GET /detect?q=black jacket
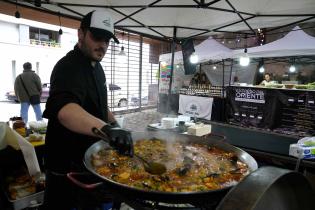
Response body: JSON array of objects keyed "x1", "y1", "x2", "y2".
[{"x1": 43, "y1": 45, "x2": 108, "y2": 172}]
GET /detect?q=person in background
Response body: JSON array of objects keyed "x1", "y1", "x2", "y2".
[
  {"x1": 200, "y1": 72, "x2": 210, "y2": 85},
  {"x1": 42, "y1": 10, "x2": 133, "y2": 210},
  {"x1": 190, "y1": 72, "x2": 200, "y2": 85},
  {"x1": 14, "y1": 62, "x2": 43, "y2": 124},
  {"x1": 260, "y1": 73, "x2": 273, "y2": 86}
]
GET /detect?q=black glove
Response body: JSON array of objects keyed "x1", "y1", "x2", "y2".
[{"x1": 101, "y1": 124, "x2": 133, "y2": 157}]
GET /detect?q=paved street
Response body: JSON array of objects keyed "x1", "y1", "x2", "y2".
[
  {"x1": 0, "y1": 101, "x2": 47, "y2": 123},
  {"x1": 0, "y1": 101, "x2": 171, "y2": 131}
]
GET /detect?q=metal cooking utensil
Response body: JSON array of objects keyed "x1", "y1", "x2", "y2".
[
  {"x1": 133, "y1": 153, "x2": 167, "y2": 175},
  {"x1": 91, "y1": 127, "x2": 167, "y2": 175}
]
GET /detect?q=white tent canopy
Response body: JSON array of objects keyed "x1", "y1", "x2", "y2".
[
  {"x1": 159, "y1": 37, "x2": 232, "y2": 63},
  {"x1": 159, "y1": 49, "x2": 183, "y2": 64},
  {"x1": 6, "y1": 0, "x2": 315, "y2": 39},
  {"x1": 233, "y1": 26, "x2": 315, "y2": 58}
]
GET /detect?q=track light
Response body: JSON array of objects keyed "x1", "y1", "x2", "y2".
[{"x1": 35, "y1": 0, "x2": 41, "y2": 7}]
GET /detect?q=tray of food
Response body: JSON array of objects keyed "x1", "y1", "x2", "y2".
[
  {"x1": 28, "y1": 121, "x2": 47, "y2": 134},
  {"x1": 3, "y1": 169, "x2": 45, "y2": 210}
]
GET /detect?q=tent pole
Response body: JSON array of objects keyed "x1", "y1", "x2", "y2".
[
  {"x1": 222, "y1": 59, "x2": 226, "y2": 122},
  {"x1": 222, "y1": 59, "x2": 225, "y2": 93},
  {"x1": 167, "y1": 26, "x2": 177, "y2": 114},
  {"x1": 229, "y1": 59, "x2": 234, "y2": 86}
]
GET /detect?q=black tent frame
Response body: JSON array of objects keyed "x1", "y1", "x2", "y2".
[{"x1": 4, "y1": 0, "x2": 315, "y2": 113}]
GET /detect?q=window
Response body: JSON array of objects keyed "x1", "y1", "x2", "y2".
[
  {"x1": 29, "y1": 27, "x2": 60, "y2": 47},
  {"x1": 101, "y1": 33, "x2": 162, "y2": 111}
]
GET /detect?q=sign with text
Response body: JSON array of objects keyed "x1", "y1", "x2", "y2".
[
  {"x1": 227, "y1": 87, "x2": 270, "y2": 128},
  {"x1": 227, "y1": 86, "x2": 315, "y2": 136},
  {"x1": 235, "y1": 88, "x2": 265, "y2": 103}
]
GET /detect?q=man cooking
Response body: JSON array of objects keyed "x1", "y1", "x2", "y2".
[{"x1": 43, "y1": 10, "x2": 133, "y2": 210}]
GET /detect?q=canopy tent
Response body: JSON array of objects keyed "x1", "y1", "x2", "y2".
[
  {"x1": 159, "y1": 49, "x2": 183, "y2": 64},
  {"x1": 159, "y1": 37, "x2": 232, "y2": 63},
  {"x1": 2, "y1": 0, "x2": 315, "y2": 40},
  {"x1": 233, "y1": 26, "x2": 315, "y2": 58}
]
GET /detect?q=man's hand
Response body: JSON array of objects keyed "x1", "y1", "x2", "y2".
[
  {"x1": 110, "y1": 121, "x2": 120, "y2": 128},
  {"x1": 101, "y1": 124, "x2": 133, "y2": 156}
]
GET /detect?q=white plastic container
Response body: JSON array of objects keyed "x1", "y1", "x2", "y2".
[{"x1": 161, "y1": 118, "x2": 176, "y2": 129}]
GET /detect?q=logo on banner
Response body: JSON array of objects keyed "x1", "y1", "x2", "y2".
[
  {"x1": 235, "y1": 88, "x2": 265, "y2": 103},
  {"x1": 185, "y1": 101, "x2": 200, "y2": 116}
]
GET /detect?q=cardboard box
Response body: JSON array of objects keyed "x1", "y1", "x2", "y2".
[{"x1": 187, "y1": 124, "x2": 211, "y2": 136}]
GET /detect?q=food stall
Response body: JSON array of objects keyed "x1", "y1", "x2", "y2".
[
  {"x1": 157, "y1": 28, "x2": 315, "y2": 194},
  {"x1": 158, "y1": 37, "x2": 232, "y2": 121},
  {"x1": 228, "y1": 27, "x2": 315, "y2": 137},
  {"x1": 226, "y1": 85, "x2": 315, "y2": 137}
]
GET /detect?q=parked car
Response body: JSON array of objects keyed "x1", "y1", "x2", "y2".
[
  {"x1": 129, "y1": 95, "x2": 149, "y2": 106},
  {"x1": 5, "y1": 83, "x2": 50, "y2": 103},
  {"x1": 108, "y1": 84, "x2": 128, "y2": 108},
  {"x1": 108, "y1": 84, "x2": 148, "y2": 108}
]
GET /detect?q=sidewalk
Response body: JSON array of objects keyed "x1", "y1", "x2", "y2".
[
  {"x1": 121, "y1": 109, "x2": 175, "y2": 132},
  {"x1": 0, "y1": 101, "x2": 46, "y2": 123},
  {"x1": 0, "y1": 102, "x2": 176, "y2": 131}
]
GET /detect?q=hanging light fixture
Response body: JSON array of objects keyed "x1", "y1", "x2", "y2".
[
  {"x1": 58, "y1": 12, "x2": 63, "y2": 35},
  {"x1": 240, "y1": 49, "x2": 250, "y2": 66},
  {"x1": 240, "y1": 35, "x2": 250, "y2": 66},
  {"x1": 189, "y1": 52, "x2": 199, "y2": 64},
  {"x1": 289, "y1": 58, "x2": 296, "y2": 73},
  {"x1": 259, "y1": 66, "x2": 265, "y2": 73},
  {"x1": 212, "y1": 65, "x2": 217, "y2": 70},
  {"x1": 240, "y1": 56, "x2": 250, "y2": 66},
  {"x1": 289, "y1": 65, "x2": 296, "y2": 73},
  {"x1": 118, "y1": 46, "x2": 126, "y2": 57},
  {"x1": 34, "y1": 0, "x2": 41, "y2": 7},
  {"x1": 117, "y1": 32, "x2": 127, "y2": 63},
  {"x1": 259, "y1": 58, "x2": 265, "y2": 73},
  {"x1": 15, "y1": 0, "x2": 20, "y2": 18},
  {"x1": 240, "y1": 36, "x2": 250, "y2": 67},
  {"x1": 118, "y1": 32, "x2": 127, "y2": 57}
]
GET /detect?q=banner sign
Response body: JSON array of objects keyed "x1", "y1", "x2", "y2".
[
  {"x1": 235, "y1": 88, "x2": 265, "y2": 103},
  {"x1": 159, "y1": 64, "x2": 171, "y2": 94},
  {"x1": 178, "y1": 95, "x2": 213, "y2": 120},
  {"x1": 226, "y1": 86, "x2": 315, "y2": 136},
  {"x1": 227, "y1": 86, "x2": 271, "y2": 128}
]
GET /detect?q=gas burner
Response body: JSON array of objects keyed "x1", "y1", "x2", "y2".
[{"x1": 120, "y1": 198, "x2": 217, "y2": 210}]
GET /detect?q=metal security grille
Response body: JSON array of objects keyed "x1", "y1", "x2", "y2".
[{"x1": 101, "y1": 33, "x2": 159, "y2": 112}]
